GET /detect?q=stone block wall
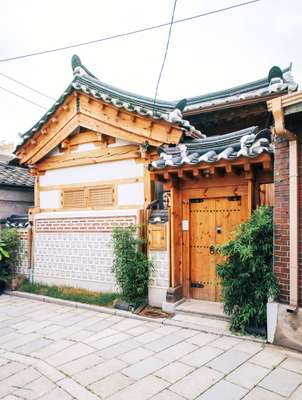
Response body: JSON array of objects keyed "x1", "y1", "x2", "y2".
[
  {"x1": 149, "y1": 250, "x2": 169, "y2": 289},
  {"x1": 274, "y1": 136, "x2": 302, "y2": 306},
  {"x1": 17, "y1": 228, "x2": 30, "y2": 276},
  {"x1": 33, "y1": 213, "x2": 137, "y2": 292},
  {"x1": 148, "y1": 224, "x2": 169, "y2": 307}
]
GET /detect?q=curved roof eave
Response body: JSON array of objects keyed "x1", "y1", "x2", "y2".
[{"x1": 15, "y1": 57, "x2": 296, "y2": 154}]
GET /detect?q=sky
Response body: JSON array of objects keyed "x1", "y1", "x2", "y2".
[{"x1": 0, "y1": 0, "x2": 301, "y2": 146}]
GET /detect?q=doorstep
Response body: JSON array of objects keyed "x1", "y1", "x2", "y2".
[{"x1": 175, "y1": 299, "x2": 230, "y2": 322}]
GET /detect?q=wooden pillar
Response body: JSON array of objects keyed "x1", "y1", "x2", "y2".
[
  {"x1": 246, "y1": 172, "x2": 254, "y2": 217},
  {"x1": 170, "y1": 180, "x2": 182, "y2": 288}
]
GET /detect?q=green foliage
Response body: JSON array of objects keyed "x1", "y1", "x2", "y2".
[
  {"x1": 112, "y1": 225, "x2": 152, "y2": 304},
  {"x1": 0, "y1": 228, "x2": 20, "y2": 293},
  {"x1": 19, "y1": 281, "x2": 119, "y2": 306},
  {"x1": 216, "y1": 206, "x2": 279, "y2": 334}
]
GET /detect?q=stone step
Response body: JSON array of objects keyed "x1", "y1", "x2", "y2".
[
  {"x1": 175, "y1": 300, "x2": 230, "y2": 322},
  {"x1": 171, "y1": 313, "x2": 230, "y2": 336}
]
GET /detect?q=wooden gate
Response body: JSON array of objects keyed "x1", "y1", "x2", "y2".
[{"x1": 189, "y1": 196, "x2": 247, "y2": 301}]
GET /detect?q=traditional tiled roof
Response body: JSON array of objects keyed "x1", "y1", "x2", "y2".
[
  {"x1": 0, "y1": 214, "x2": 30, "y2": 228},
  {"x1": 0, "y1": 162, "x2": 34, "y2": 188},
  {"x1": 150, "y1": 127, "x2": 273, "y2": 170},
  {"x1": 16, "y1": 56, "x2": 203, "y2": 153},
  {"x1": 16, "y1": 57, "x2": 297, "y2": 154},
  {"x1": 184, "y1": 65, "x2": 297, "y2": 113}
]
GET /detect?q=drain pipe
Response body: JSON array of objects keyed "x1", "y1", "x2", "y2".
[
  {"x1": 288, "y1": 139, "x2": 299, "y2": 312},
  {"x1": 271, "y1": 97, "x2": 299, "y2": 312}
]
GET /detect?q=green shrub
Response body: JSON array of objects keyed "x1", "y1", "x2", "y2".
[
  {"x1": 216, "y1": 206, "x2": 279, "y2": 334},
  {"x1": 112, "y1": 225, "x2": 152, "y2": 304},
  {"x1": 0, "y1": 228, "x2": 20, "y2": 293}
]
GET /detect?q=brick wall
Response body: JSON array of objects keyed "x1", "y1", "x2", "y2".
[
  {"x1": 274, "y1": 136, "x2": 302, "y2": 306},
  {"x1": 33, "y1": 215, "x2": 136, "y2": 292},
  {"x1": 35, "y1": 216, "x2": 136, "y2": 233}
]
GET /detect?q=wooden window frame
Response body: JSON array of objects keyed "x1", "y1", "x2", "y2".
[{"x1": 61, "y1": 184, "x2": 116, "y2": 209}]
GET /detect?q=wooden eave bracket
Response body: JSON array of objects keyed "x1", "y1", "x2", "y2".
[{"x1": 270, "y1": 97, "x2": 296, "y2": 141}]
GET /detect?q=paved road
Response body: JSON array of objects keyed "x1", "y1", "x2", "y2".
[{"x1": 0, "y1": 295, "x2": 302, "y2": 399}]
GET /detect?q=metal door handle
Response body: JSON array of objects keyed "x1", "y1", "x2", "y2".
[{"x1": 209, "y1": 245, "x2": 215, "y2": 255}]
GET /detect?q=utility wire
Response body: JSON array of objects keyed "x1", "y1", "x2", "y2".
[
  {"x1": 0, "y1": 85, "x2": 48, "y2": 110},
  {"x1": 0, "y1": 72, "x2": 55, "y2": 100},
  {"x1": 0, "y1": 0, "x2": 261, "y2": 63},
  {"x1": 153, "y1": 0, "x2": 178, "y2": 110}
]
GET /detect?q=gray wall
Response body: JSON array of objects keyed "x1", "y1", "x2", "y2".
[{"x1": 0, "y1": 188, "x2": 33, "y2": 219}]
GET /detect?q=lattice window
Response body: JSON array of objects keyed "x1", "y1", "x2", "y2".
[
  {"x1": 62, "y1": 185, "x2": 115, "y2": 209},
  {"x1": 88, "y1": 186, "x2": 114, "y2": 207},
  {"x1": 62, "y1": 189, "x2": 86, "y2": 208}
]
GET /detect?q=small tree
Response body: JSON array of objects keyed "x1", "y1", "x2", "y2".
[
  {"x1": 216, "y1": 206, "x2": 279, "y2": 334},
  {"x1": 0, "y1": 228, "x2": 20, "y2": 293},
  {"x1": 112, "y1": 225, "x2": 152, "y2": 304}
]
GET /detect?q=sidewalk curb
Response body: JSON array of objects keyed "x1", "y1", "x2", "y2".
[{"x1": 5, "y1": 290, "x2": 266, "y2": 343}]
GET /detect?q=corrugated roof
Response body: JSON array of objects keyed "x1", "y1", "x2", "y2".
[{"x1": 0, "y1": 162, "x2": 34, "y2": 188}]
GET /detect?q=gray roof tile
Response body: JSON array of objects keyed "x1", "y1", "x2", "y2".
[
  {"x1": 15, "y1": 57, "x2": 296, "y2": 155},
  {"x1": 0, "y1": 162, "x2": 34, "y2": 188},
  {"x1": 150, "y1": 127, "x2": 273, "y2": 170}
]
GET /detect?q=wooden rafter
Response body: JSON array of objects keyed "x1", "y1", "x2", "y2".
[
  {"x1": 150, "y1": 153, "x2": 273, "y2": 182},
  {"x1": 16, "y1": 91, "x2": 184, "y2": 166}
]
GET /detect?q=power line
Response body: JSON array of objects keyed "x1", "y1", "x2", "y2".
[
  {"x1": 0, "y1": 85, "x2": 48, "y2": 110},
  {"x1": 0, "y1": 72, "x2": 55, "y2": 100},
  {"x1": 153, "y1": 0, "x2": 178, "y2": 110},
  {"x1": 0, "y1": 0, "x2": 261, "y2": 63}
]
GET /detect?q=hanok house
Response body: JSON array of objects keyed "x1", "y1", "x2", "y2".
[
  {"x1": 14, "y1": 56, "x2": 297, "y2": 310},
  {"x1": 0, "y1": 162, "x2": 34, "y2": 220}
]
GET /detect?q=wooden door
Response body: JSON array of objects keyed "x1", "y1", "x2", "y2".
[{"x1": 189, "y1": 196, "x2": 247, "y2": 301}]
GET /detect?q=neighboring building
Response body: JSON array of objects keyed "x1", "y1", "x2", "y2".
[
  {"x1": 14, "y1": 56, "x2": 297, "y2": 310},
  {"x1": 266, "y1": 92, "x2": 302, "y2": 352},
  {"x1": 0, "y1": 142, "x2": 14, "y2": 162},
  {"x1": 0, "y1": 162, "x2": 34, "y2": 220}
]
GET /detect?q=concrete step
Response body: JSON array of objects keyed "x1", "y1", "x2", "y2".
[{"x1": 175, "y1": 299, "x2": 230, "y2": 322}]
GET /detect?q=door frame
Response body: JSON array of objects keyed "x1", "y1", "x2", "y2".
[{"x1": 181, "y1": 185, "x2": 249, "y2": 299}]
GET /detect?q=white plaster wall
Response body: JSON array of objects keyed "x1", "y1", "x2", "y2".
[
  {"x1": 71, "y1": 143, "x2": 95, "y2": 152},
  {"x1": 40, "y1": 190, "x2": 61, "y2": 209},
  {"x1": 117, "y1": 182, "x2": 144, "y2": 206},
  {"x1": 39, "y1": 159, "x2": 144, "y2": 186},
  {"x1": 108, "y1": 139, "x2": 132, "y2": 147}
]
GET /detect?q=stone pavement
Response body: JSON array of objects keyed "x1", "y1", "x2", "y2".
[{"x1": 0, "y1": 295, "x2": 302, "y2": 399}]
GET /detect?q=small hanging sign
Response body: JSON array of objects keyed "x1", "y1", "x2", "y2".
[{"x1": 182, "y1": 220, "x2": 189, "y2": 231}]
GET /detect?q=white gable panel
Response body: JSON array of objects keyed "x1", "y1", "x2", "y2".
[
  {"x1": 108, "y1": 138, "x2": 133, "y2": 147},
  {"x1": 40, "y1": 160, "x2": 144, "y2": 186},
  {"x1": 40, "y1": 190, "x2": 61, "y2": 209},
  {"x1": 118, "y1": 182, "x2": 144, "y2": 206}
]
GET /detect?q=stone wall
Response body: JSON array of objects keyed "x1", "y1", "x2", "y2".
[
  {"x1": 149, "y1": 250, "x2": 169, "y2": 289},
  {"x1": 17, "y1": 228, "x2": 30, "y2": 276},
  {"x1": 148, "y1": 225, "x2": 170, "y2": 307},
  {"x1": 32, "y1": 211, "x2": 137, "y2": 293}
]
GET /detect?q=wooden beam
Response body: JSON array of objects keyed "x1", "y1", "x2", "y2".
[
  {"x1": 29, "y1": 115, "x2": 80, "y2": 164},
  {"x1": 37, "y1": 144, "x2": 141, "y2": 171},
  {"x1": 78, "y1": 112, "x2": 164, "y2": 147},
  {"x1": 18, "y1": 96, "x2": 77, "y2": 164},
  {"x1": 79, "y1": 93, "x2": 182, "y2": 145}
]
